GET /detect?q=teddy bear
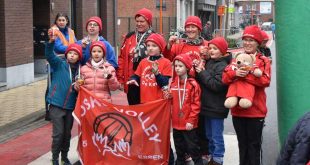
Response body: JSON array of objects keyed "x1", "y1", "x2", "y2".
[{"x1": 224, "y1": 53, "x2": 262, "y2": 109}]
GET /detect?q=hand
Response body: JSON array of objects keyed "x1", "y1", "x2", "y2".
[
  {"x1": 103, "y1": 70, "x2": 112, "y2": 79},
  {"x1": 81, "y1": 37, "x2": 90, "y2": 48},
  {"x1": 199, "y1": 46, "x2": 209, "y2": 59},
  {"x1": 168, "y1": 35, "x2": 178, "y2": 45},
  {"x1": 47, "y1": 28, "x2": 57, "y2": 42},
  {"x1": 236, "y1": 67, "x2": 249, "y2": 77},
  {"x1": 194, "y1": 61, "x2": 205, "y2": 73},
  {"x1": 186, "y1": 123, "x2": 194, "y2": 130},
  {"x1": 74, "y1": 83, "x2": 80, "y2": 91},
  {"x1": 126, "y1": 80, "x2": 139, "y2": 86}
]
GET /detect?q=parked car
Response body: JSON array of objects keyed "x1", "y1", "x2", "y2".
[{"x1": 261, "y1": 22, "x2": 272, "y2": 31}]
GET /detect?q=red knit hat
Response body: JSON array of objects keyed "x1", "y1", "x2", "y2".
[
  {"x1": 65, "y1": 43, "x2": 83, "y2": 61},
  {"x1": 145, "y1": 33, "x2": 166, "y2": 52},
  {"x1": 174, "y1": 54, "x2": 193, "y2": 70},
  {"x1": 185, "y1": 16, "x2": 202, "y2": 31},
  {"x1": 86, "y1": 16, "x2": 102, "y2": 32},
  {"x1": 90, "y1": 41, "x2": 106, "y2": 55},
  {"x1": 135, "y1": 8, "x2": 153, "y2": 26},
  {"x1": 242, "y1": 25, "x2": 263, "y2": 44},
  {"x1": 261, "y1": 30, "x2": 269, "y2": 41},
  {"x1": 209, "y1": 37, "x2": 228, "y2": 54}
]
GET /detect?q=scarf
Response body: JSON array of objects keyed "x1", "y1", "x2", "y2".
[
  {"x1": 185, "y1": 36, "x2": 204, "y2": 46},
  {"x1": 91, "y1": 59, "x2": 104, "y2": 69}
]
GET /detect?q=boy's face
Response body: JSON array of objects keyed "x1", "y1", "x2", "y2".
[
  {"x1": 66, "y1": 50, "x2": 79, "y2": 64},
  {"x1": 185, "y1": 25, "x2": 200, "y2": 39},
  {"x1": 56, "y1": 16, "x2": 68, "y2": 29},
  {"x1": 91, "y1": 46, "x2": 104, "y2": 62},
  {"x1": 208, "y1": 44, "x2": 223, "y2": 59},
  {"x1": 174, "y1": 60, "x2": 187, "y2": 77},
  {"x1": 146, "y1": 41, "x2": 160, "y2": 56},
  {"x1": 87, "y1": 21, "x2": 100, "y2": 35}
]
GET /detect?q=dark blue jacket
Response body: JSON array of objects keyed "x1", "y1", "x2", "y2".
[
  {"x1": 45, "y1": 42, "x2": 78, "y2": 110},
  {"x1": 196, "y1": 54, "x2": 232, "y2": 118},
  {"x1": 77, "y1": 36, "x2": 118, "y2": 68},
  {"x1": 277, "y1": 112, "x2": 310, "y2": 165}
]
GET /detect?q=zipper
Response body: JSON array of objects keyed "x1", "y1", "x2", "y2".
[
  {"x1": 50, "y1": 85, "x2": 57, "y2": 97},
  {"x1": 62, "y1": 84, "x2": 72, "y2": 109}
]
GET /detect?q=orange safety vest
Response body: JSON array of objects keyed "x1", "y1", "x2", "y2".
[{"x1": 54, "y1": 27, "x2": 75, "y2": 46}]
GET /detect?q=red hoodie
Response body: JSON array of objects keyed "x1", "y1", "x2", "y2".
[
  {"x1": 170, "y1": 77, "x2": 201, "y2": 130},
  {"x1": 222, "y1": 52, "x2": 271, "y2": 118}
]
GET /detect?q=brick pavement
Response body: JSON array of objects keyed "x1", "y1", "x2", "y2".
[{"x1": 0, "y1": 80, "x2": 46, "y2": 127}]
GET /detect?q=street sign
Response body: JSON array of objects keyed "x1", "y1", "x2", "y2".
[{"x1": 218, "y1": 5, "x2": 225, "y2": 16}]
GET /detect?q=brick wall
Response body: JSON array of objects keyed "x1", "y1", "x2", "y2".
[
  {"x1": 0, "y1": 0, "x2": 6, "y2": 67},
  {"x1": 4, "y1": 0, "x2": 33, "y2": 67},
  {"x1": 51, "y1": 0, "x2": 71, "y2": 25}
]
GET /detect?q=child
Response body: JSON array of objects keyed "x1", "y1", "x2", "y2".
[
  {"x1": 74, "y1": 41, "x2": 120, "y2": 102},
  {"x1": 195, "y1": 37, "x2": 232, "y2": 165},
  {"x1": 259, "y1": 30, "x2": 272, "y2": 62},
  {"x1": 170, "y1": 53, "x2": 203, "y2": 165},
  {"x1": 126, "y1": 33, "x2": 172, "y2": 104},
  {"x1": 45, "y1": 33, "x2": 82, "y2": 165}
]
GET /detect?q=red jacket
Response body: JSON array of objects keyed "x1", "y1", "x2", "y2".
[
  {"x1": 81, "y1": 61, "x2": 120, "y2": 102},
  {"x1": 163, "y1": 40, "x2": 209, "y2": 62},
  {"x1": 222, "y1": 52, "x2": 271, "y2": 117},
  {"x1": 116, "y1": 33, "x2": 137, "y2": 93},
  {"x1": 170, "y1": 77, "x2": 201, "y2": 130}
]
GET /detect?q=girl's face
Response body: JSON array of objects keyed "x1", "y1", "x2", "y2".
[
  {"x1": 87, "y1": 21, "x2": 100, "y2": 35},
  {"x1": 243, "y1": 37, "x2": 259, "y2": 54},
  {"x1": 146, "y1": 41, "x2": 161, "y2": 56},
  {"x1": 56, "y1": 16, "x2": 68, "y2": 29},
  {"x1": 174, "y1": 60, "x2": 187, "y2": 77},
  {"x1": 185, "y1": 25, "x2": 200, "y2": 39},
  {"x1": 66, "y1": 51, "x2": 79, "y2": 64},
  {"x1": 208, "y1": 44, "x2": 223, "y2": 59},
  {"x1": 91, "y1": 46, "x2": 104, "y2": 62},
  {"x1": 135, "y1": 16, "x2": 150, "y2": 33}
]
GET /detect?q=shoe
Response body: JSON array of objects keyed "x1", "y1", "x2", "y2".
[
  {"x1": 61, "y1": 157, "x2": 72, "y2": 165},
  {"x1": 51, "y1": 159, "x2": 59, "y2": 165},
  {"x1": 184, "y1": 153, "x2": 192, "y2": 162}
]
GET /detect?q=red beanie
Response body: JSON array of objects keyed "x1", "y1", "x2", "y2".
[
  {"x1": 242, "y1": 25, "x2": 263, "y2": 44},
  {"x1": 135, "y1": 8, "x2": 153, "y2": 26},
  {"x1": 145, "y1": 33, "x2": 166, "y2": 52},
  {"x1": 90, "y1": 41, "x2": 106, "y2": 55},
  {"x1": 86, "y1": 16, "x2": 102, "y2": 32},
  {"x1": 185, "y1": 16, "x2": 202, "y2": 31},
  {"x1": 209, "y1": 37, "x2": 228, "y2": 54},
  {"x1": 261, "y1": 30, "x2": 269, "y2": 41},
  {"x1": 65, "y1": 43, "x2": 83, "y2": 61},
  {"x1": 174, "y1": 54, "x2": 193, "y2": 70}
]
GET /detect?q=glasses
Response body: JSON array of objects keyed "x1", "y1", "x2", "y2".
[{"x1": 88, "y1": 23, "x2": 99, "y2": 27}]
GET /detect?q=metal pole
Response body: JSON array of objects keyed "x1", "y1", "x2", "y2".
[{"x1": 160, "y1": 0, "x2": 163, "y2": 34}]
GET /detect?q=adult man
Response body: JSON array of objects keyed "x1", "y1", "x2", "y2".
[{"x1": 202, "y1": 21, "x2": 213, "y2": 41}]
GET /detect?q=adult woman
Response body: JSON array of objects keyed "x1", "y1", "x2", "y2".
[
  {"x1": 222, "y1": 25, "x2": 271, "y2": 165},
  {"x1": 117, "y1": 8, "x2": 155, "y2": 105},
  {"x1": 50, "y1": 13, "x2": 76, "y2": 55},
  {"x1": 164, "y1": 16, "x2": 209, "y2": 63}
]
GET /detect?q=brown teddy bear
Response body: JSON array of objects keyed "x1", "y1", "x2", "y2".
[{"x1": 224, "y1": 53, "x2": 262, "y2": 109}]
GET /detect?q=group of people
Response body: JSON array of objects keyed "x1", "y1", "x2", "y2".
[{"x1": 45, "y1": 8, "x2": 274, "y2": 165}]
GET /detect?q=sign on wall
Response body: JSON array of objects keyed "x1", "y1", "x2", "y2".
[{"x1": 260, "y1": 2, "x2": 272, "y2": 14}]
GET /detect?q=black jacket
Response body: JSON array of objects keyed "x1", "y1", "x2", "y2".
[
  {"x1": 196, "y1": 54, "x2": 232, "y2": 118},
  {"x1": 277, "y1": 112, "x2": 310, "y2": 165}
]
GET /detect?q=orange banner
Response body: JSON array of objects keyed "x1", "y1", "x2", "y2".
[{"x1": 73, "y1": 87, "x2": 171, "y2": 165}]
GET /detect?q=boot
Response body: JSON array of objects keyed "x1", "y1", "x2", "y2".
[
  {"x1": 51, "y1": 159, "x2": 59, "y2": 165},
  {"x1": 61, "y1": 152, "x2": 72, "y2": 165}
]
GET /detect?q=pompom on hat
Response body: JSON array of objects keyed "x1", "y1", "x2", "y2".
[
  {"x1": 90, "y1": 41, "x2": 107, "y2": 55},
  {"x1": 242, "y1": 25, "x2": 263, "y2": 44},
  {"x1": 65, "y1": 43, "x2": 83, "y2": 61},
  {"x1": 145, "y1": 33, "x2": 166, "y2": 52},
  {"x1": 185, "y1": 16, "x2": 202, "y2": 31},
  {"x1": 209, "y1": 37, "x2": 228, "y2": 54},
  {"x1": 135, "y1": 8, "x2": 153, "y2": 26},
  {"x1": 86, "y1": 16, "x2": 102, "y2": 32}
]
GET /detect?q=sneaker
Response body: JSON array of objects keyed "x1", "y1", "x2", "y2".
[
  {"x1": 51, "y1": 159, "x2": 59, "y2": 165},
  {"x1": 184, "y1": 153, "x2": 192, "y2": 162},
  {"x1": 61, "y1": 157, "x2": 72, "y2": 165}
]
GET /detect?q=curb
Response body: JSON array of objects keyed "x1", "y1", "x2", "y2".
[{"x1": 0, "y1": 109, "x2": 47, "y2": 143}]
